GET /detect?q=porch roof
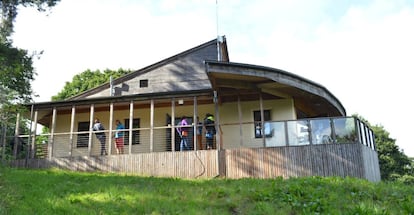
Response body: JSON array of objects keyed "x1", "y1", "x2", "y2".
[
  {"x1": 205, "y1": 60, "x2": 346, "y2": 117},
  {"x1": 25, "y1": 89, "x2": 213, "y2": 127}
]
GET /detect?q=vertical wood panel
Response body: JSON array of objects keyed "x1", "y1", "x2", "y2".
[
  {"x1": 50, "y1": 108, "x2": 57, "y2": 159},
  {"x1": 11, "y1": 144, "x2": 380, "y2": 181},
  {"x1": 69, "y1": 106, "x2": 76, "y2": 157},
  {"x1": 88, "y1": 105, "x2": 94, "y2": 156}
]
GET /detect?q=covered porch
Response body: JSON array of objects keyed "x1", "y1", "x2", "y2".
[
  {"x1": 4, "y1": 58, "x2": 380, "y2": 181},
  {"x1": 7, "y1": 91, "x2": 380, "y2": 181}
]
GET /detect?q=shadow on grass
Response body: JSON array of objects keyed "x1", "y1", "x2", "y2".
[{"x1": 1, "y1": 168, "x2": 414, "y2": 214}]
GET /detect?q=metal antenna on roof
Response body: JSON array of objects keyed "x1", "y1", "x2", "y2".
[{"x1": 216, "y1": 0, "x2": 221, "y2": 61}]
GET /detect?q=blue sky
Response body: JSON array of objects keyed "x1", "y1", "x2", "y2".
[{"x1": 12, "y1": 0, "x2": 414, "y2": 156}]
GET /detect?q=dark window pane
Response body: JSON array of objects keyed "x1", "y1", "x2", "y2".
[
  {"x1": 253, "y1": 110, "x2": 271, "y2": 138},
  {"x1": 77, "y1": 121, "x2": 90, "y2": 148},
  {"x1": 124, "y1": 118, "x2": 140, "y2": 145},
  {"x1": 140, "y1": 79, "x2": 148, "y2": 88}
]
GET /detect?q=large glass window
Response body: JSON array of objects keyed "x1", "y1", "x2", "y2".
[
  {"x1": 124, "y1": 118, "x2": 140, "y2": 145},
  {"x1": 265, "y1": 121, "x2": 286, "y2": 147},
  {"x1": 310, "y1": 119, "x2": 332, "y2": 144},
  {"x1": 253, "y1": 110, "x2": 272, "y2": 138},
  {"x1": 333, "y1": 117, "x2": 357, "y2": 143},
  {"x1": 287, "y1": 120, "x2": 309, "y2": 145},
  {"x1": 77, "y1": 121, "x2": 89, "y2": 147}
]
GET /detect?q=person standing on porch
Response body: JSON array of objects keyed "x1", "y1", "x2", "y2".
[
  {"x1": 114, "y1": 120, "x2": 125, "y2": 154},
  {"x1": 196, "y1": 116, "x2": 203, "y2": 150},
  {"x1": 204, "y1": 113, "x2": 216, "y2": 149},
  {"x1": 176, "y1": 116, "x2": 189, "y2": 151},
  {"x1": 93, "y1": 118, "x2": 107, "y2": 155}
]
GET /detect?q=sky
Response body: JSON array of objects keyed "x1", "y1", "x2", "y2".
[{"x1": 11, "y1": 0, "x2": 414, "y2": 157}]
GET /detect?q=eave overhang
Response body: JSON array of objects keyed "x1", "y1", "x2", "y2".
[
  {"x1": 25, "y1": 89, "x2": 213, "y2": 127},
  {"x1": 205, "y1": 60, "x2": 346, "y2": 117}
]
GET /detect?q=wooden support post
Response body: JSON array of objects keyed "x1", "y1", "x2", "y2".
[
  {"x1": 237, "y1": 95, "x2": 243, "y2": 147},
  {"x1": 284, "y1": 121, "x2": 289, "y2": 146},
  {"x1": 69, "y1": 105, "x2": 76, "y2": 157},
  {"x1": 49, "y1": 107, "x2": 57, "y2": 159},
  {"x1": 26, "y1": 105, "x2": 34, "y2": 165},
  {"x1": 88, "y1": 104, "x2": 94, "y2": 156},
  {"x1": 214, "y1": 91, "x2": 221, "y2": 151},
  {"x1": 129, "y1": 101, "x2": 133, "y2": 154},
  {"x1": 171, "y1": 98, "x2": 175, "y2": 152},
  {"x1": 108, "y1": 102, "x2": 114, "y2": 155},
  {"x1": 259, "y1": 93, "x2": 266, "y2": 147},
  {"x1": 30, "y1": 110, "x2": 38, "y2": 158},
  {"x1": 193, "y1": 96, "x2": 197, "y2": 150},
  {"x1": 150, "y1": 99, "x2": 154, "y2": 152}
]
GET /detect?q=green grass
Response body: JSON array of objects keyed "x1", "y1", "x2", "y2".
[{"x1": 0, "y1": 166, "x2": 413, "y2": 215}]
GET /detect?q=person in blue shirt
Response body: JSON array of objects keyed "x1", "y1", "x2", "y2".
[{"x1": 115, "y1": 119, "x2": 125, "y2": 154}]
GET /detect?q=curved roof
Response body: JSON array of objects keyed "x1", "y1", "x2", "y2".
[{"x1": 205, "y1": 60, "x2": 346, "y2": 117}]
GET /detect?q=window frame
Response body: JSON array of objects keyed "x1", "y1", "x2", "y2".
[
  {"x1": 253, "y1": 109, "x2": 272, "y2": 138},
  {"x1": 139, "y1": 79, "x2": 148, "y2": 88},
  {"x1": 124, "y1": 118, "x2": 140, "y2": 145},
  {"x1": 77, "y1": 121, "x2": 90, "y2": 148}
]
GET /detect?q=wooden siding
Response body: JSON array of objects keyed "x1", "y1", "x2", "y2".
[
  {"x1": 222, "y1": 143, "x2": 380, "y2": 182},
  {"x1": 11, "y1": 143, "x2": 380, "y2": 182},
  {"x1": 84, "y1": 42, "x2": 218, "y2": 99},
  {"x1": 12, "y1": 150, "x2": 219, "y2": 179}
]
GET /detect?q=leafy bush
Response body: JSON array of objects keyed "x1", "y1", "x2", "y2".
[{"x1": 397, "y1": 174, "x2": 414, "y2": 185}]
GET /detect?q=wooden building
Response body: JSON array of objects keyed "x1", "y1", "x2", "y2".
[{"x1": 10, "y1": 36, "x2": 381, "y2": 181}]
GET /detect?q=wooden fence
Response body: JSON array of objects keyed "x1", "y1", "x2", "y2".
[
  {"x1": 221, "y1": 143, "x2": 380, "y2": 182},
  {"x1": 10, "y1": 143, "x2": 381, "y2": 182},
  {"x1": 11, "y1": 150, "x2": 219, "y2": 179}
]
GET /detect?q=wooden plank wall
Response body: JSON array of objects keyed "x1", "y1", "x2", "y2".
[
  {"x1": 223, "y1": 143, "x2": 381, "y2": 182},
  {"x1": 11, "y1": 150, "x2": 219, "y2": 179},
  {"x1": 10, "y1": 144, "x2": 381, "y2": 181},
  {"x1": 361, "y1": 146, "x2": 381, "y2": 181}
]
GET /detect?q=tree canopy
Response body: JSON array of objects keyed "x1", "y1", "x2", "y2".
[
  {"x1": 1, "y1": 0, "x2": 60, "y2": 154},
  {"x1": 354, "y1": 114, "x2": 413, "y2": 181},
  {"x1": 1, "y1": 0, "x2": 60, "y2": 41},
  {"x1": 1, "y1": 0, "x2": 60, "y2": 103},
  {"x1": 0, "y1": 41, "x2": 34, "y2": 102},
  {"x1": 372, "y1": 124, "x2": 413, "y2": 180},
  {"x1": 52, "y1": 68, "x2": 132, "y2": 101}
]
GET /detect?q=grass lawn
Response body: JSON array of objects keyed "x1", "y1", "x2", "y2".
[{"x1": 1, "y1": 167, "x2": 413, "y2": 214}]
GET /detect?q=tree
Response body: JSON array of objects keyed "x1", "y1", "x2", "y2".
[
  {"x1": 0, "y1": 0, "x2": 60, "y2": 160},
  {"x1": 0, "y1": 42, "x2": 35, "y2": 102},
  {"x1": 1, "y1": 0, "x2": 61, "y2": 100},
  {"x1": 52, "y1": 68, "x2": 132, "y2": 101},
  {"x1": 354, "y1": 114, "x2": 413, "y2": 180},
  {"x1": 372, "y1": 124, "x2": 413, "y2": 180},
  {"x1": 1, "y1": 0, "x2": 60, "y2": 41}
]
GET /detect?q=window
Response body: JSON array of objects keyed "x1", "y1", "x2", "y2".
[
  {"x1": 253, "y1": 110, "x2": 272, "y2": 138},
  {"x1": 310, "y1": 119, "x2": 332, "y2": 144},
  {"x1": 77, "y1": 121, "x2": 90, "y2": 147},
  {"x1": 139, "y1": 79, "x2": 148, "y2": 88},
  {"x1": 124, "y1": 118, "x2": 140, "y2": 145}
]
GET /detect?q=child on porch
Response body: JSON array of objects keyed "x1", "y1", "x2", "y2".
[
  {"x1": 204, "y1": 113, "x2": 216, "y2": 150},
  {"x1": 115, "y1": 120, "x2": 125, "y2": 154}
]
